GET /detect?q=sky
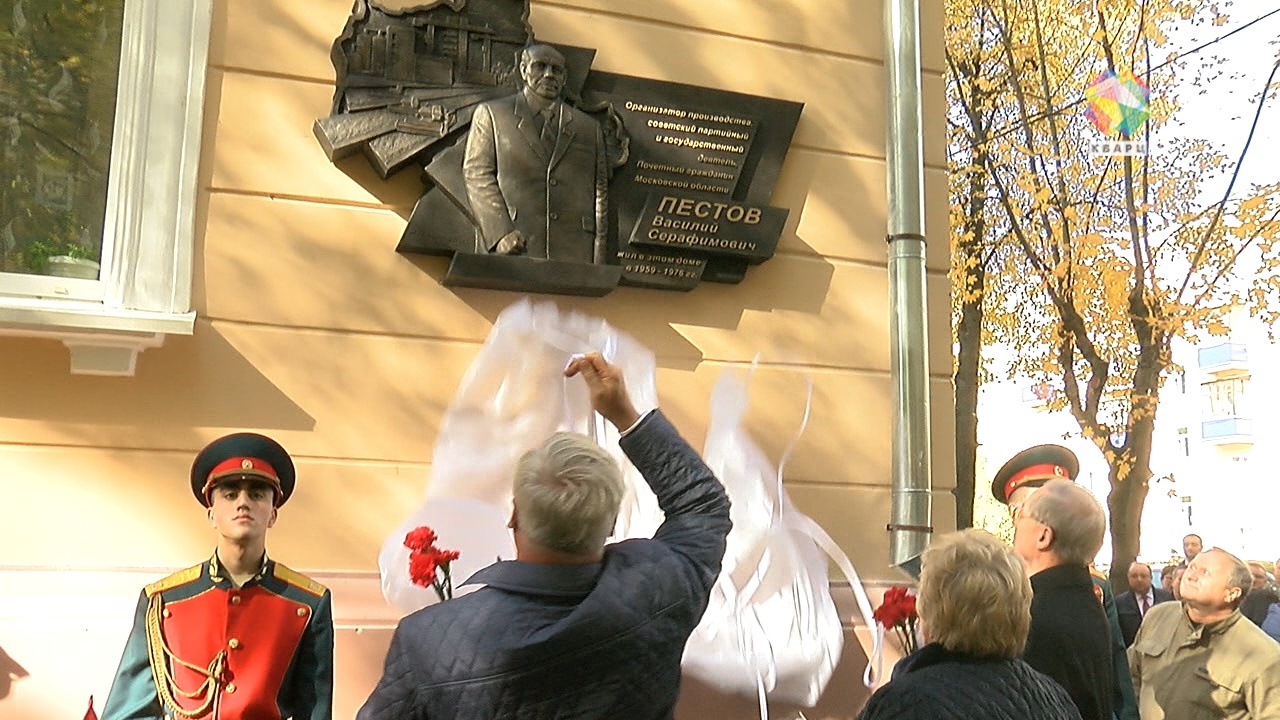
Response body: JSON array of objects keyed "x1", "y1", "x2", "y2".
[{"x1": 1157, "y1": 0, "x2": 1280, "y2": 202}]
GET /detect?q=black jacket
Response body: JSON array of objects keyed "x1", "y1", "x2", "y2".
[
  {"x1": 356, "y1": 411, "x2": 732, "y2": 720},
  {"x1": 1241, "y1": 586, "x2": 1280, "y2": 626},
  {"x1": 1114, "y1": 588, "x2": 1174, "y2": 646},
  {"x1": 855, "y1": 643, "x2": 1082, "y2": 720},
  {"x1": 1024, "y1": 564, "x2": 1115, "y2": 720}
]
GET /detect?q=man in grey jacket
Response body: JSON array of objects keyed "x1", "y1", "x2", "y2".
[{"x1": 357, "y1": 352, "x2": 732, "y2": 719}]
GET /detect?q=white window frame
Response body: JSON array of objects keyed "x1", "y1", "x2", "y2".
[{"x1": 0, "y1": 0, "x2": 211, "y2": 376}]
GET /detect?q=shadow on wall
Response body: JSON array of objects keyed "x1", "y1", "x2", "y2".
[
  {"x1": 361, "y1": 148, "x2": 838, "y2": 365},
  {"x1": 442, "y1": 259, "x2": 834, "y2": 373},
  {"x1": 0, "y1": 644, "x2": 29, "y2": 701},
  {"x1": 430, "y1": 147, "x2": 836, "y2": 370},
  {"x1": 0, "y1": 325, "x2": 314, "y2": 433},
  {"x1": 295, "y1": 2, "x2": 839, "y2": 357}
]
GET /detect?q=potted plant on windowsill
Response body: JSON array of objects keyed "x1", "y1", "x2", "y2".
[{"x1": 22, "y1": 236, "x2": 100, "y2": 280}]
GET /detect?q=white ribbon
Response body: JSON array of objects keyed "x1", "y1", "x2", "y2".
[{"x1": 736, "y1": 361, "x2": 883, "y2": 720}]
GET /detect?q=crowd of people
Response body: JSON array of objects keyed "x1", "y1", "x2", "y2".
[
  {"x1": 1120, "y1": 535, "x2": 1280, "y2": 648},
  {"x1": 861, "y1": 451, "x2": 1280, "y2": 720},
  {"x1": 1129, "y1": 534, "x2": 1280, "y2": 648},
  {"x1": 90, "y1": 355, "x2": 1280, "y2": 719}
]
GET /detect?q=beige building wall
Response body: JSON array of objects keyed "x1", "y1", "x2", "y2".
[{"x1": 0, "y1": 1, "x2": 949, "y2": 718}]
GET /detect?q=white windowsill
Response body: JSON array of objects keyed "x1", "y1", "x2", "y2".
[{"x1": 0, "y1": 297, "x2": 195, "y2": 376}]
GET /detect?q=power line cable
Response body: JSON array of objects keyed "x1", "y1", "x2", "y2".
[{"x1": 978, "y1": 6, "x2": 1280, "y2": 146}]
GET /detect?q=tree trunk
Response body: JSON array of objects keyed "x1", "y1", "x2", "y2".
[
  {"x1": 1106, "y1": 421, "x2": 1154, "y2": 589},
  {"x1": 954, "y1": 270, "x2": 983, "y2": 529},
  {"x1": 950, "y1": 112, "x2": 990, "y2": 529}
]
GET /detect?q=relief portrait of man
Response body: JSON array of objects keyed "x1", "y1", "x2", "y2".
[{"x1": 463, "y1": 43, "x2": 609, "y2": 264}]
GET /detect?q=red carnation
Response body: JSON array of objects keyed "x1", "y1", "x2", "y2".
[
  {"x1": 882, "y1": 585, "x2": 910, "y2": 607},
  {"x1": 404, "y1": 525, "x2": 458, "y2": 602},
  {"x1": 900, "y1": 593, "x2": 916, "y2": 617},
  {"x1": 404, "y1": 526, "x2": 438, "y2": 551},
  {"x1": 874, "y1": 585, "x2": 920, "y2": 654},
  {"x1": 409, "y1": 552, "x2": 439, "y2": 587},
  {"x1": 872, "y1": 600, "x2": 901, "y2": 628}
]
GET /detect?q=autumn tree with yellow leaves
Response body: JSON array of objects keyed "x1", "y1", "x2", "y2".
[{"x1": 947, "y1": 0, "x2": 1280, "y2": 585}]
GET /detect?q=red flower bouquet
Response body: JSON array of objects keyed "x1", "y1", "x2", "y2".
[
  {"x1": 873, "y1": 585, "x2": 919, "y2": 654},
  {"x1": 404, "y1": 526, "x2": 460, "y2": 602}
]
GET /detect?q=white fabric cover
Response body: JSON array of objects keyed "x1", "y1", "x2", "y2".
[
  {"x1": 681, "y1": 370, "x2": 846, "y2": 707},
  {"x1": 378, "y1": 300, "x2": 875, "y2": 708}
]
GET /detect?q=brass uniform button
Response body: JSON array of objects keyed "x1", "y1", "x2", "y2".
[
  {"x1": 228, "y1": 638, "x2": 240, "y2": 649},
  {"x1": 230, "y1": 595, "x2": 241, "y2": 605},
  {"x1": 297, "y1": 607, "x2": 308, "y2": 617},
  {"x1": 225, "y1": 683, "x2": 237, "y2": 694},
  {"x1": 162, "y1": 609, "x2": 171, "y2": 618}
]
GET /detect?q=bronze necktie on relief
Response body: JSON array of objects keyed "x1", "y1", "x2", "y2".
[{"x1": 539, "y1": 107, "x2": 558, "y2": 151}]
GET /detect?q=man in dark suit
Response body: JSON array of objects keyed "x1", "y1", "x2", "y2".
[
  {"x1": 993, "y1": 444, "x2": 1137, "y2": 720},
  {"x1": 463, "y1": 43, "x2": 608, "y2": 264},
  {"x1": 1181, "y1": 533, "x2": 1202, "y2": 565},
  {"x1": 1012, "y1": 478, "x2": 1114, "y2": 720},
  {"x1": 1114, "y1": 561, "x2": 1173, "y2": 647}
]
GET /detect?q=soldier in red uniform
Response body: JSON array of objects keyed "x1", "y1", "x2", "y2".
[{"x1": 101, "y1": 433, "x2": 333, "y2": 720}]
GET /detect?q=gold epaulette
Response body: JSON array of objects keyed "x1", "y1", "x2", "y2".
[
  {"x1": 1089, "y1": 566, "x2": 1108, "y2": 583},
  {"x1": 273, "y1": 563, "x2": 327, "y2": 597},
  {"x1": 144, "y1": 564, "x2": 203, "y2": 598}
]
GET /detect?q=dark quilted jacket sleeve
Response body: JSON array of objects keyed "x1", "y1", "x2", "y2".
[
  {"x1": 619, "y1": 410, "x2": 732, "y2": 597},
  {"x1": 355, "y1": 623, "x2": 424, "y2": 720}
]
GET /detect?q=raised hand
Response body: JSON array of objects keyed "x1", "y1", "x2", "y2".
[{"x1": 564, "y1": 352, "x2": 641, "y2": 431}]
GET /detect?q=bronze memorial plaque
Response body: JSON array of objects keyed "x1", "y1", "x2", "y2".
[{"x1": 315, "y1": 0, "x2": 802, "y2": 297}]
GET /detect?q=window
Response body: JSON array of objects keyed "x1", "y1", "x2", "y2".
[
  {"x1": 1202, "y1": 376, "x2": 1249, "y2": 419},
  {"x1": 0, "y1": 0, "x2": 211, "y2": 375},
  {"x1": 1, "y1": 0, "x2": 123, "y2": 297}
]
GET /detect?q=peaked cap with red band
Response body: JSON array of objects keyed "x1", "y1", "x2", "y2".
[
  {"x1": 190, "y1": 432, "x2": 296, "y2": 507},
  {"x1": 991, "y1": 443, "x2": 1079, "y2": 504}
]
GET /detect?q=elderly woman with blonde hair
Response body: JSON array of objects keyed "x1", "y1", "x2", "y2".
[{"x1": 855, "y1": 530, "x2": 1082, "y2": 720}]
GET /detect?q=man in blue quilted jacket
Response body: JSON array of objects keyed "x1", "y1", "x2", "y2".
[{"x1": 357, "y1": 352, "x2": 732, "y2": 719}]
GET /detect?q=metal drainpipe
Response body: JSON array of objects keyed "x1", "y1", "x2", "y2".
[{"x1": 884, "y1": 0, "x2": 932, "y2": 577}]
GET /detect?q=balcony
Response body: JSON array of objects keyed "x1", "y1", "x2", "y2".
[
  {"x1": 1021, "y1": 382, "x2": 1059, "y2": 410},
  {"x1": 1201, "y1": 417, "x2": 1253, "y2": 445},
  {"x1": 1198, "y1": 342, "x2": 1248, "y2": 376}
]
